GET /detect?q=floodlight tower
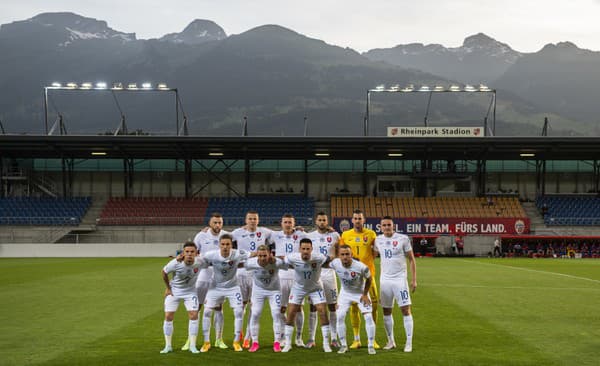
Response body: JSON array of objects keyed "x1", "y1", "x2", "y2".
[
  {"x1": 365, "y1": 83, "x2": 497, "y2": 136},
  {"x1": 43, "y1": 81, "x2": 183, "y2": 135}
]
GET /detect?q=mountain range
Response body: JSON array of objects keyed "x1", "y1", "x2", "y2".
[{"x1": 0, "y1": 12, "x2": 598, "y2": 136}]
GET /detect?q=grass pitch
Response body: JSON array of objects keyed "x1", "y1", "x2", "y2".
[{"x1": 1, "y1": 257, "x2": 598, "y2": 366}]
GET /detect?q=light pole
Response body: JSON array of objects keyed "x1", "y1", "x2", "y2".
[
  {"x1": 43, "y1": 82, "x2": 181, "y2": 135},
  {"x1": 365, "y1": 83, "x2": 497, "y2": 136}
]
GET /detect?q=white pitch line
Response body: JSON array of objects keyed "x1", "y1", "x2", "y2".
[
  {"x1": 426, "y1": 283, "x2": 600, "y2": 291},
  {"x1": 456, "y1": 259, "x2": 600, "y2": 284}
]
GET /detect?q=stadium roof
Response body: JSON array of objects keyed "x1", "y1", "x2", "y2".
[{"x1": 1, "y1": 135, "x2": 600, "y2": 161}]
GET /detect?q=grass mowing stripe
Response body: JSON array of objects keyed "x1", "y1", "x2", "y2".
[
  {"x1": 0, "y1": 258, "x2": 162, "y2": 286},
  {"x1": 415, "y1": 287, "x2": 561, "y2": 366},
  {"x1": 2, "y1": 258, "x2": 599, "y2": 366},
  {"x1": 0, "y1": 259, "x2": 165, "y2": 366},
  {"x1": 423, "y1": 258, "x2": 600, "y2": 366},
  {"x1": 458, "y1": 259, "x2": 600, "y2": 283}
]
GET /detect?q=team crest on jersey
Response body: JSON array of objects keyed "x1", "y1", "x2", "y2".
[
  {"x1": 311, "y1": 263, "x2": 317, "y2": 268},
  {"x1": 363, "y1": 236, "x2": 368, "y2": 242},
  {"x1": 228, "y1": 261, "x2": 234, "y2": 267},
  {"x1": 350, "y1": 271, "x2": 356, "y2": 278},
  {"x1": 257, "y1": 232, "x2": 262, "y2": 238},
  {"x1": 327, "y1": 237, "x2": 332, "y2": 243},
  {"x1": 269, "y1": 269, "x2": 274, "y2": 275},
  {"x1": 193, "y1": 268, "x2": 199, "y2": 273},
  {"x1": 293, "y1": 235, "x2": 298, "y2": 240},
  {"x1": 393, "y1": 241, "x2": 398, "y2": 247}
]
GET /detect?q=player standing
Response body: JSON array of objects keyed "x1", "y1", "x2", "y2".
[
  {"x1": 181, "y1": 212, "x2": 229, "y2": 351},
  {"x1": 330, "y1": 244, "x2": 377, "y2": 355},
  {"x1": 160, "y1": 241, "x2": 204, "y2": 354},
  {"x1": 199, "y1": 234, "x2": 255, "y2": 352},
  {"x1": 375, "y1": 216, "x2": 417, "y2": 352},
  {"x1": 306, "y1": 212, "x2": 340, "y2": 348},
  {"x1": 339, "y1": 209, "x2": 380, "y2": 349},
  {"x1": 270, "y1": 213, "x2": 308, "y2": 347},
  {"x1": 243, "y1": 244, "x2": 289, "y2": 352},
  {"x1": 231, "y1": 211, "x2": 272, "y2": 348},
  {"x1": 281, "y1": 238, "x2": 333, "y2": 353}
]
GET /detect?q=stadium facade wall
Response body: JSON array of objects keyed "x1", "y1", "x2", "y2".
[
  {"x1": 0, "y1": 236, "x2": 496, "y2": 257},
  {"x1": 29, "y1": 171, "x2": 598, "y2": 202},
  {"x1": 0, "y1": 243, "x2": 180, "y2": 257}
]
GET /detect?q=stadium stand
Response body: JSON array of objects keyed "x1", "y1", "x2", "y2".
[
  {"x1": 0, "y1": 196, "x2": 91, "y2": 225},
  {"x1": 205, "y1": 196, "x2": 315, "y2": 226},
  {"x1": 96, "y1": 196, "x2": 315, "y2": 226},
  {"x1": 331, "y1": 196, "x2": 526, "y2": 218},
  {"x1": 97, "y1": 197, "x2": 208, "y2": 225},
  {"x1": 536, "y1": 195, "x2": 600, "y2": 226}
]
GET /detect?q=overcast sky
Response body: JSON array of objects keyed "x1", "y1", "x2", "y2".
[{"x1": 2, "y1": 0, "x2": 599, "y2": 52}]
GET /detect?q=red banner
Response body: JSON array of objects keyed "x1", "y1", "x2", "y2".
[{"x1": 333, "y1": 217, "x2": 530, "y2": 235}]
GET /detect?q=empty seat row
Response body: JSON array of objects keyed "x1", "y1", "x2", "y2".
[
  {"x1": 0, "y1": 197, "x2": 91, "y2": 226},
  {"x1": 331, "y1": 196, "x2": 526, "y2": 218},
  {"x1": 537, "y1": 195, "x2": 600, "y2": 226},
  {"x1": 97, "y1": 197, "x2": 208, "y2": 225}
]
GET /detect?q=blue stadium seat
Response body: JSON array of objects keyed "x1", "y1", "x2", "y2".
[
  {"x1": 536, "y1": 195, "x2": 600, "y2": 226},
  {"x1": 0, "y1": 197, "x2": 92, "y2": 226}
]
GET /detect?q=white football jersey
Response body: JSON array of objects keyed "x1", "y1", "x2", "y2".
[
  {"x1": 202, "y1": 249, "x2": 250, "y2": 289},
  {"x1": 330, "y1": 258, "x2": 371, "y2": 295},
  {"x1": 193, "y1": 229, "x2": 229, "y2": 282},
  {"x1": 271, "y1": 230, "x2": 307, "y2": 279},
  {"x1": 374, "y1": 233, "x2": 412, "y2": 280},
  {"x1": 231, "y1": 227, "x2": 272, "y2": 252},
  {"x1": 307, "y1": 230, "x2": 339, "y2": 276},
  {"x1": 163, "y1": 258, "x2": 204, "y2": 297},
  {"x1": 284, "y1": 252, "x2": 328, "y2": 292},
  {"x1": 244, "y1": 257, "x2": 288, "y2": 291}
]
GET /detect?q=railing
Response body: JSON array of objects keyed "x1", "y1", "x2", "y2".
[
  {"x1": 545, "y1": 217, "x2": 600, "y2": 225},
  {"x1": 0, "y1": 216, "x2": 80, "y2": 225}
]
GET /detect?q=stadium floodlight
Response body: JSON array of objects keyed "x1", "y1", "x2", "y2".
[
  {"x1": 520, "y1": 153, "x2": 536, "y2": 157},
  {"x1": 314, "y1": 152, "x2": 330, "y2": 157},
  {"x1": 90, "y1": 151, "x2": 107, "y2": 156},
  {"x1": 43, "y1": 81, "x2": 184, "y2": 135},
  {"x1": 365, "y1": 82, "x2": 497, "y2": 135},
  {"x1": 388, "y1": 153, "x2": 404, "y2": 157},
  {"x1": 208, "y1": 152, "x2": 224, "y2": 156}
]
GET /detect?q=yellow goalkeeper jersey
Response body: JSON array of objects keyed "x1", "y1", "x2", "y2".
[{"x1": 340, "y1": 228, "x2": 377, "y2": 276}]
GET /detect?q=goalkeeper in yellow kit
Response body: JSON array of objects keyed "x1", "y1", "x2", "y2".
[{"x1": 339, "y1": 209, "x2": 380, "y2": 349}]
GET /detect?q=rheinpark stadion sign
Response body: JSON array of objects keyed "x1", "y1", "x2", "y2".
[{"x1": 387, "y1": 126, "x2": 484, "y2": 137}]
